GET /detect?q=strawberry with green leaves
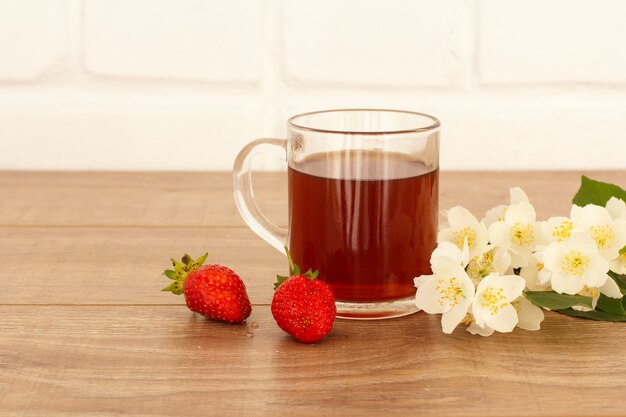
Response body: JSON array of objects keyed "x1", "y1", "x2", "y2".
[
  {"x1": 271, "y1": 248, "x2": 336, "y2": 343},
  {"x1": 163, "y1": 253, "x2": 252, "y2": 324}
]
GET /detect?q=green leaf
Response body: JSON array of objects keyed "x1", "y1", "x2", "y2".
[
  {"x1": 572, "y1": 175, "x2": 626, "y2": 207},
  {"x1": 163, "y1": 253, "x2": 207, "y2": 295},
  {"x1": 525, "y1": 291, "x2": 593, "y2": 310},
  {"x1": 302, "y1": 268, "x2": 319, "y2": 280},
  {"x1": 596, "y1": 294, "x2": 626, "y2": 315},
  {"x1": 274, "y1": 274, "x2": 289, "y2": 290},
  {"x1": 163, "y1": 269, "x2": 177, "y2": 280},
  {"x1": 161, "y1": 281, "x2": 184, "y2": 295},
  {"x1": 621, "y1": 246, "x2": 626, "y2": 255},
  {"x1": 171, "y1": 258, "x2": 187, "y2": 275},
  {"x1": 275, "y1": 247, "x2": 321, "y2": 290},
  {"x1": 556, "y1": 308, "x2": 626, "y2": 322},
  {"x1": 193, "y1": 252, "x2": 208, "y2": 268}
]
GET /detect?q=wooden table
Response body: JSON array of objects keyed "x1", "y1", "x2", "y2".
[{"x1": 2, "y1": 171, "x2": 626, "y2": 416}]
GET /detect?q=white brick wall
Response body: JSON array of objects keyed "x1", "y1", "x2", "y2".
[
  {"x1": 0, "y1": 0, "x2": 625, "y2": 171},
  {"x1": 282, "y1": 0, "x2": 470, "y2": 86},
  {"x1": 0, "y1": 0, "x2": 65, "y2": 81},
  {"x1": 479, "y1": 0, "x2": 626, "y2": 84},
  {"x1": 84, "y1": 0, "x2": 263, "y2": 82}
]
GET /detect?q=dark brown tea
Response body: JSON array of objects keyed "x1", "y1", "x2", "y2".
[{"x1": 288, "y1": 150, "x2": 438, "y2": 302}]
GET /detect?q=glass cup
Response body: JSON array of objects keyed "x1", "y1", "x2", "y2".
[{"x1": 233, "y1": 109, "x2": 440, "y2": 319}]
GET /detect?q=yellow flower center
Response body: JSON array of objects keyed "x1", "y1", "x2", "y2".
[
  {"x1": 537, "y1": 262, "x2": 544, "y2": 271},
  {"x1": 590, "y1": 225, "x2": 615, "y2": 249},
  {"x1": 467, "y1": 252, "x2": 495, "y2": 283},
  {"x1": 562, "y1": 250, "x2": 590, "y2": 276},
  {"x1": 497, "y1": 207, "x2": 508, "y2": 222},
  {"x1": 453, "y1": 227, "x2": 476, "y2": 249},
  {"x1": 510, "y1": 222, "x2": 535, "y2": 247},
  {"x1": 435, "y1": 277, "x2": 466, "y2": 307},
  {"x1": 579, "y1": 286, "x2": 599, "y2": 299},
  {"x1": 552, "y1": 220, "x2": 573, "y2": 241},
  {"x1": 461, "y1": 313, "x2": 474, "y2": 326},
  {"x1": 480, "y1": 286, "x2": 508, "y2": 315}
]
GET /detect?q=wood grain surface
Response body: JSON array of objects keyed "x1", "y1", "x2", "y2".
[
  {"x1": 2, "y1": 307, "x2": 625, "y2": 417},
  {"x1": 0, "y1": 226, "x2": 283, "y2": 305},
  {"x1": 3, "y1": 170, "x2": 624, "y2": 227},
  {"x1": 1, "y1": 171, "x2": 626, "y2": 417}
]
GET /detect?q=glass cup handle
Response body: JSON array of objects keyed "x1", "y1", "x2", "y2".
[{"x1": 233, "y1": 138, "x2": 288, "y2": 253}]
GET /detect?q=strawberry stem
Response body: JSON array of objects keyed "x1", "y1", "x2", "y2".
[
  {"x1": 161, "y1": 252, "x2": 208, "y2": 295},
  {"x1": 274, "y1": 246, "x2": 319, "y2": 290},
  {"x1": 285, "y1": 246, "x2": 301, "y2": 275}
]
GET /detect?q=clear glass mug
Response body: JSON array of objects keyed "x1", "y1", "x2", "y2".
[{"x1": 233, "y1": 109, "x2": 440, "y2": 319}]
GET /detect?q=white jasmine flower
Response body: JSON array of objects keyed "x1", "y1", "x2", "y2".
[
  {"x1": 572, "y1": 286, "x2": 600, "y2": 312},
  {"x1": 571, "y1": 204, "x2": 626, "y2": 261},
  {"x1": 611, "y1": 252, "x2": 626, "y2": 275},
  {"x1": 414, "y1": 257, "x2": 475, "y2": 334},
  {"x1": 483, "y1": 205, "x2": 507, "y2": 229},
  {"x1": 604, "y1": 197, "x2": 626, "y2": 273},
  {"x1": 488, "y1": 201, "x2": 541, "y2": 268},
  {"x1": 606, "y1": 197, "x2": 626, "y2": 220},
  {"x1": 438, "y1": 206, "x2": 488, "y2": 260},
  {"x1": 472, "y1": 274, "x2": 526, "y2": 333},
  {"x1": 543, "y1": 233, "x2": 610, "y2": 295},
  {"x1": 599, "y1": 277, "x2": 624, "y2": 298},
  {"x1": 467, "y1": 321, "x2": 494, "y2": 337},
  {"x1": 431, "y1": 240, "x2": 469, "y2": 269},
  {"x1": 509, "y1": 187, "x2": 530, "y2": 205},
  {"x1": 519, "y1": 251, "x2": 551, "y2": 291},
  {"x1": 514, "y1": 296, "x2": 545, "y2": 331},
  {"x1": 467, "y1": 294, "x2": 544, "y2": 336},
  {"x1": 483, "y1": 187, "x2": 529, "y2": 228},
  {"x1": 466, "y1": 246, "x2": 511, "y2": 285},
  {"x1": 572, "y1": 278, "x2": 623, "y2": 312},
  {"x1": 541, "y1": 216, "x2": 574, "y2": 244}
]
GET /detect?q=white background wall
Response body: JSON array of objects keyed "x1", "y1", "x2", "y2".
[{"x1": 0, "y1": 0, "x2": 625, "y2": 171}]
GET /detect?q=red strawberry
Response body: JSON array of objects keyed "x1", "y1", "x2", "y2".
[
  {"x1": 271, "y1": 247, "x2": 336, "y2": 343},
  {"x1": 162, "y1": 253, "x2": 251, "y2": 324}
]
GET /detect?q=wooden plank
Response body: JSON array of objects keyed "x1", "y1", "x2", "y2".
[
  {"x1": 2, "y1": 171, "x2": 625, "y2": 227},
  {"x1": 3, "y1": 170, "x2": 626, "y2": 306},
  {"x1": 0, "y1": 171, "x2": 286, "y2": 227},
  {"x1": 1, "y1": 306, "x2": 625, "y2": 417},
  {"x1": 0, "y1": 227, "x2": 284, "y2": 305}
]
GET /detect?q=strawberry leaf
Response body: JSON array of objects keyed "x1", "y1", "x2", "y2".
[
  {"x1": 162, "y1": 281, "x2": 184, "y2": 295},
  {"x1": 162, "y1": 253, "x2": 207, "y2": 295},
  {"x1": 171, "y1": 258, "x2": 187, "y2": 275},
  {"x1": 164, "y1": 269, "x2": 177, "y2": 280},
  {"x1": 303, "y1": 268, "x2": 319, "y2": 280},
  {"x1": 274, "y1": 274, "x2": 290, "y2": 290},
  {"x1": 194, "y1": 253, "x2": 208, "y2": 268},
  {"x1": 275, "y1": 246, "x2": 320, "y2": 289}
]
